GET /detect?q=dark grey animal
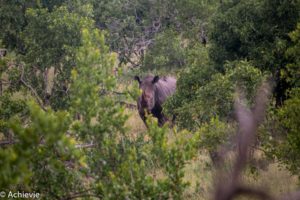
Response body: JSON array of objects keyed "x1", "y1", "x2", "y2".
[{"x1": 134, "y1": 75, "x2": 176, "y2": 126}]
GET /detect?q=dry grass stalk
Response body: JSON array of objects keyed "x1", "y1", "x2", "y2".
[{"x1": 213, "y1": 82, "x2": 300, "y2": 200}]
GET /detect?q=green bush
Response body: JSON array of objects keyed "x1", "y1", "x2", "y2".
[
  {"x1": 0, "y1": 102, "x2": 84, "y2": 197},
  {"x1": 166, "y1": 60, "x2": 265, "y2": 130},
  {"x1": 197, "y1": 117, "x2": 235, "y2": 161},
  {"x1": 261, "y1": 88, "x2": 300, "y2": 176},
  {"x1": 209, "y1": 0, "x2": 300, "y2": 104},
  {"x1": 0, "y1": 28, "x2": 199, "y2": 199}
]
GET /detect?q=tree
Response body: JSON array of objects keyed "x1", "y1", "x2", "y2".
[
  {"x1": 143, "y1": 29, "x2": 186, "y2": 71},
  {"x1": 166, "y1": 59, "x2": 264, "y2": 130},
  {"x1": 209, "y1": 0, "x2": 300, "y2": 105},
  {"x1": 90, "y1": 0, "x2": 219, "y2": 70},
  {"x1": 283, "y1": 22, "x2": 300, "y2": 88},
  {"x1": 0, "y1": 0, "x2": 34, "y2": 51},
  {"x1": 261, "y1": 23, "x2": 300, "y2": 177},
  {"x1": 0, "y1": 0, "x2": 71, "y2": 51},
  {"x1": 19, "y1": 4, "x2": 94, "y2": 110},
  {"x1": 277, "y1": 88, "x2": 300, "y2": 175}
]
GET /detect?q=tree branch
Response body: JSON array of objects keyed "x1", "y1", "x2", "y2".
[
  {"x1": 19, "y1": 64, "x2": 46, "y2": 111},
  {"x1": 0, "y1": 140, "x2": 18, "y2": 146},
  {"x1": 75, "y1": 143, "x2": 96, "y2": 149}
]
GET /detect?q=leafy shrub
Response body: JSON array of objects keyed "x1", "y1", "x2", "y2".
[
  {"x1": 166, "y1": 60, "x2": 265, "y2": 130},
  {"x1": 0, "y1": 28, "x2": 200, "y2": 199},
  {"x1": 261, "y1": 88, "x2": 300, "y2": 176},
  {"x1": 283, "y1": 22, "x2": 300, "y2": 88},
  {"x1": 0, "y1": 102, "x2": 84, "y2": 197},
  {"x1": 197, "y1": 117, "x2": 235, "y2": 154}
]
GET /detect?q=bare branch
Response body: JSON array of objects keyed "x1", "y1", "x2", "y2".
[
  {"x1": 60, "y1": 188, "x2": 100, "y2": 200},
  {"x1": 0, "y1": 140, "x2": 18, "y2": 146},
  {"x1": 75, "y1": 143, "x2": 96, "y2": 149},
  {"x1": 19, "y1": 64, "x2": 46, "y2": 111},
  {"x1": 213, "y1": 82, "x2": 274, "y2": 200},
  {"x1": 117, "y1": 101, "x2": 137, "y2": 109}
]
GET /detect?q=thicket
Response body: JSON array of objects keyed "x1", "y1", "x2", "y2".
[
  {"x1": 165, "y1": 0, "x2": 300, "y2": 177},
  {"x1": 0, "y1": 0, "x2": 300, "y2": 198},
  {"x1": 0, "y1": 1, "x2": 202, "y2": 198}
]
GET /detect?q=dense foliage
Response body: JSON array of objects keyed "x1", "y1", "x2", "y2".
[
  {"x1": 165, "y1": 0, "x2": 300, "y2": 176},
  {"x1": 209, "y1": 0, "x2": 300, "y2": 104},
  {"x1": 1, "y1": 0, "x2": 300, "y2": 198}
]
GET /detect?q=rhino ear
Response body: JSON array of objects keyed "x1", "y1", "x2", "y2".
[
  {"x1": 134, "y1": 76, "x2": 141, "y2": 84},
  {"x1": 152, "y1": 76, "x2": 159, "y2": 84}
]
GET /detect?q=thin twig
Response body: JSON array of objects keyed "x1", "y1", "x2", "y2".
[
  {"x1": 19, "y1": 64, "x2": 46, "y2": 111},
  {"x1": 0, "y1": 140, "x2": 18, "y2": 146},
  {"x1": 117, "y1": 101, "x2": 137, "y2": 109},
  {"x1": 75, "y1": 143, "x2": 96, "y2": 149}
]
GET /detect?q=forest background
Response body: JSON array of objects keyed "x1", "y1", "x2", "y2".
[{"x1": 0, "y1": 0, "x2": 300, "y2": 199}]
